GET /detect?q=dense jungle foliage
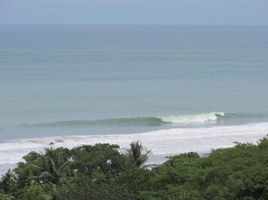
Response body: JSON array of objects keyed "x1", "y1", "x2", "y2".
[{"x1": 0, "y1": 137, "x2": 268, "y2": 200}]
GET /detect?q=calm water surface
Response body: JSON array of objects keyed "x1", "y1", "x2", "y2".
[{"x1": 0, "y1": 25, "x2": 268, "y2": 140}]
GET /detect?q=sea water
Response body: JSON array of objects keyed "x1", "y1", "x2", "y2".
[{"x1": 0, "y1": 25, "x2": 268, "y2": 172}]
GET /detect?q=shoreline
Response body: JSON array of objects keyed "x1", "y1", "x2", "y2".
[{"x1": 0, "y1": 122, "x2": 267, "y2": 175}]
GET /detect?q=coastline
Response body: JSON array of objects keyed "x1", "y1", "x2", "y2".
[{"x1": 1, "y1": 122, "x2": 267, "y2": 175}]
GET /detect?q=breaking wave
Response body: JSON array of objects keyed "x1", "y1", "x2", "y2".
[
  {"x1": 21, "y1": 112, "x2": 228, "y2": 128},
  {"x1": 19, "y1": 112, "x2": 268, "y2": 129}
]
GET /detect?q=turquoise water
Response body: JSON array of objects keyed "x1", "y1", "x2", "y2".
[{"x1": 1, "y1": 25, "x2": 268, "y2": 140}]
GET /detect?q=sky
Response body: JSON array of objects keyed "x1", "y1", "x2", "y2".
[{"x1": 0, "y1": 0, "x2": 268, "y2": 25}]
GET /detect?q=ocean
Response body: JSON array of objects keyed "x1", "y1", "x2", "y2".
[{"x1": 0, "y1": 25, "x2": 268, "y2": 173}]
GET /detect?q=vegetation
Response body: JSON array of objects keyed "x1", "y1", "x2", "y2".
[
  {"x1": 127, "y1": 141, "x2": 151, "y2": 167},
  {"x1": 0, "y1": 137, "x2": 267, "y2": 200}
]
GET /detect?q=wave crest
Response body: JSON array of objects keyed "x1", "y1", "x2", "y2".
[
  {"x1": 21, "y1": 112, "x2": 225, "y2": 128},
  {"x1": 160, "y1": 112, "x2": 225, "y2": 124}
]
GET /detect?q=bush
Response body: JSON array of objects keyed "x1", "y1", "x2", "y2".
[{"x1": 0, "y1": 137, "x2": 267, "y2": 200}]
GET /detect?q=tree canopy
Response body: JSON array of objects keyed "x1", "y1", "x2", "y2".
[{"x1": 0, "y1": 137, "x2": 267, "y2": 200}]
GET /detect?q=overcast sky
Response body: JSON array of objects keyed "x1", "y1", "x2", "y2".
[{"x1": 0, "y1": 0, "x2": 268, "y2": 25}]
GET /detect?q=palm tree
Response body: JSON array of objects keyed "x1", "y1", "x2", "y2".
[
  {"x1": 31, "y1": 148, "x2": 71, "y2": 184},
  {"x1": 127, "y1": 141, "x2": 151, "y2": 167}
]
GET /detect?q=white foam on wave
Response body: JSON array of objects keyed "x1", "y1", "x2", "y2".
[
  {"x1": 0, "y1": 122, "x2": 267, "y2": 173},
  {"x1": 160, "y1": 112, "x2": 225, "y2": 124}
]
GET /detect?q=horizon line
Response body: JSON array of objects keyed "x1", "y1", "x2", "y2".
[{"x1": 1, "y1": 23, "x2": 268, "y2": 26}]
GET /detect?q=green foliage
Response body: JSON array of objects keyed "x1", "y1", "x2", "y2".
[
  {"x1": 0, "y1": 193, "x2": 13, "y2": 200},
  {"x1": 146, "y1": 137, "x2": 268, "y2": 200},
  {"x1": 0, "y1": 170, "x2": 17, "y2": 194},
  {"x1": 21, "y1": 184, "x2": 53, "y2": 200},
  {"x1": 70, "y1": 143, "x2": 126, "y2": 176},
  {"x1": 56, "y1": 143, "x2": 151, "y2": 200},
  {"x1": 55, "y1": 174, "x2": 132, "y2": 200},
  {"x1": 0, "y1": 137, "x2": 267, "y2": 200},
  {"x1": 127, "y1": 141, "x2": 151, "y2": 167}
]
